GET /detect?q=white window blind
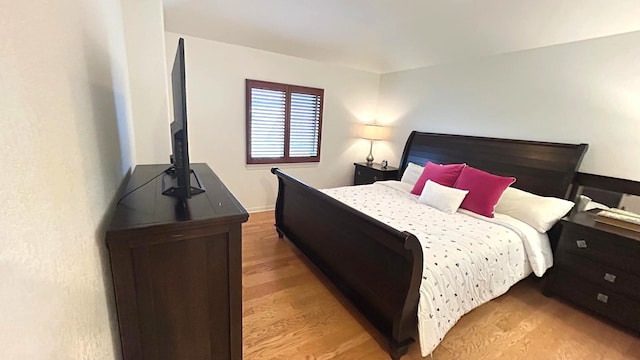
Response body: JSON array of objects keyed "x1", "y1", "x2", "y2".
[
  {"x1": 250, "y1": 88, "x2": 286, "y2": 159},
  {"x1": 289, "y1": 92, "x2": 321, "y2": 157},
  {"x1": 246, "y1": 80, "x2": 324, "y2": 164}
]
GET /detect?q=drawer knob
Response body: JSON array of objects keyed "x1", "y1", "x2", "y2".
[
  {"x1": 357, "y1": 171, "x2": 361, "y2": 175},
  {"x1": 576, "y1": 240, "x2": 588, "y2": 249},
  {"x1": 604, "y1": 273, "x2": 616, "y2": 283},
  {"x1": 373, "y1": 176, "x2": 378, "y2": 181},
  {"x1": 596, "y1": 293, "x2": 609, "y2": 304}
]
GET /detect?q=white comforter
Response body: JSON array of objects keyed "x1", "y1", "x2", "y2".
[{"x1": 320, "y1": 181, "x2": 553, "y2": 356}]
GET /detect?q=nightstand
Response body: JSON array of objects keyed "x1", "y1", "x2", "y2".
[
  {"x1": 353, "y1": 162, "x2": 399, "y2": 185},
  {"x1": 544, "y1": 175, "x2": 640, "y2": 333}
]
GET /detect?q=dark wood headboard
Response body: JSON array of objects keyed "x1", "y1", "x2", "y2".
[{"x1": 398, "y1": 132, "x2": 588, "y2": 199}]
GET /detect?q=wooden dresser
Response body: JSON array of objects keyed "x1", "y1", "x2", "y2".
[
  {"x1": 106, "y1": 164, "x2": 248, "y2": 360},
  {"x1": 545, "y1": 173, "x2": 640, "y2": 332}
]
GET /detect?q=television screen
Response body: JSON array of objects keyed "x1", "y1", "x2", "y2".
[{"x1": 163, "y1": 38, "x2": 204, "y2": 199}]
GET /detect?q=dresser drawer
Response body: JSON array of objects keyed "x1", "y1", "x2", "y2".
[
  {"x1": 559, "y1": 224, "x2": 640, "y2": 275},
  {"x1": 552, "y1": 270, "x2": 640, "y2": 332},
  {"x1": 555, "y1": 251, "x2": 640, "y2": 300}
]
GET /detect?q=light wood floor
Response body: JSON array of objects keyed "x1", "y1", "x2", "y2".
[{"x1": 242, "y1": 211, "x2": 640, "y2": 359}]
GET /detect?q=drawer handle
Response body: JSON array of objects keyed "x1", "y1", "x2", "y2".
[
  {"x1": 596, "y1": 293, "x2": 609, "y2": 304},
  {"x1": 604, "y1": 273, "x2": 616, "y2": 283},
  {"x1": 373, "y1": 176, "x2": 378, "y2": 181},
  {"x1": 576, "y1": 240, "x2": 588, "y2": 249},
  {"x1": 357, "y1": 171, "x2": 361, "y2": 175}
]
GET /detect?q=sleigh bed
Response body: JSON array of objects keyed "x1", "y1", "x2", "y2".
[{"x1": 271, "y1": 131, "x2": 588, "y2": 359}]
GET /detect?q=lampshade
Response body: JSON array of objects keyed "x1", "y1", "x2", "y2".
[{"x1": 362, "y1": 123, "x2": 386, "y2": 141}]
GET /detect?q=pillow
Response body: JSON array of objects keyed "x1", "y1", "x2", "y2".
[
  {"x1": 411, "y1": 162, "x2": 466, "y2": 195},
  {"x1": 495, "y1": 187, "x2": 574, "y2": 232},
  {"x1": 454, "y1": 166, "x2": 515, "y2": 218},
  {"x1": 418, "y1": 180, "x2": 469, "y2": 214},
  {"x1": 400, "y1": 162, "x2": 424, "y2": 186}
]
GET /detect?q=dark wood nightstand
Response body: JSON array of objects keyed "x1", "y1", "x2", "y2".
[
  {"x1": 353, "y1": 162, "x2": 399, "y2": 185},
  {"x1": 544, "y1": 173, "x2": 640, "y2": 333}
]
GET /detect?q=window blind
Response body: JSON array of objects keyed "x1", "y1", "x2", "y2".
[
  {"x1": 289, "y1": 92, "x2": 321, "y2": 157},
  {"x1": 250, "y1": 88, "x2": 286, "y2": 159}
]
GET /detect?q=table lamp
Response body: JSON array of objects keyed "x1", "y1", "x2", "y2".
[{"x1": 362, "y1": 123, "x2": 386, "y2": 166}]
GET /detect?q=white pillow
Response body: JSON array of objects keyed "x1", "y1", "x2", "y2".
[
  {"x1": 495, "y1": 187, "x2": 574, "y2": 233},
  {"x1": 401, "y1": 162, "x2": 424, "y2": 186},
  {"x1": 418, "y1": 180, "x2": 469, "y2": 214}
]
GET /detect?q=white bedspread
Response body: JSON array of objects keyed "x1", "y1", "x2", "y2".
[{"x1": 320, "y1": 181, "x2": 553, "y2": 357}]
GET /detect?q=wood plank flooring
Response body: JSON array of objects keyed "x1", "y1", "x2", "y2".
[{"x1": 242, "y1": 211, "x2": 640, "y2": 359}]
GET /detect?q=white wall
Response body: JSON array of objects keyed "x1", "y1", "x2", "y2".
[
  {"x1": 121, "y1": 0, "x2": 171, "y2": 164},
  {"x1": 379, "y1": 31, "x2": 640, "y2": 182},
  {"x1": 0, "y1": 0, "x2": 135, "y2": 358},
  {"x1": 620, "y1": 194, "x2": 640, "y2": 213},
  {"x1": 163, "y1": 32, "x2": 382, "y2": 212}
]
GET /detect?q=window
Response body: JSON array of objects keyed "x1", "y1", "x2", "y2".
[{"x1": 246, "y1": 79, "x2": 324, "y2": 164}]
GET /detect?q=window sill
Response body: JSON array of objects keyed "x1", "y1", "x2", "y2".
[{"x1": 245, "y1": 162, "x2": 320, "y2": 171}]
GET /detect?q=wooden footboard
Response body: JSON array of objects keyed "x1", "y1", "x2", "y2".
[{"x1": 271, "y1": 168, "x2": 423, "y2": 359}]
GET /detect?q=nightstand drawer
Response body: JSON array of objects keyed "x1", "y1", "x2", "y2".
[
  {"x1": 559, "y1": 225, "x2": 640, "y2": 275},
  {"x1": 353, "y1": 162, "x2": 399, "y2": 186},
  {"x1": 555, "y1": 251, "x2": 640, "y2": 300},
  {"x1": 355, "y1": 166, "x2": 380, "y2": 184},
  {"x1": 552, "y1": 270, "x2": 640, "y2": 332}
]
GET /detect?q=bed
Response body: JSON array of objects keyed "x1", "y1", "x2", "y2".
[{"x1": 270, "y1": 131, "x2": 588, "y2": 359}]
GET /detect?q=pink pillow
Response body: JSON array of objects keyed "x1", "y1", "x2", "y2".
[
  {"x1": 411, "y1": 162, "x2": 466, "y2": 195},
  {"x1": 454, "y1": 166, "x2": 516, "y2": 218}
]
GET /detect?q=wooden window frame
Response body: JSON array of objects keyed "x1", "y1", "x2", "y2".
[{"x1": 246, "y1": 79, "x2": 324, "y2": 165}]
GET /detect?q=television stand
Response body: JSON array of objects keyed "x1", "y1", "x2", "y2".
[
  {"x1": 161, "y1": 168, "x2": 205, "y2": 197},
  {"x1": 106, "y1": 163, "x2": 248, "y2": 359}
]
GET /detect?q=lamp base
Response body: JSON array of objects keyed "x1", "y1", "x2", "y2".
[{"x1": 366, "y1": 140, "x2": 374, "y2": 166}]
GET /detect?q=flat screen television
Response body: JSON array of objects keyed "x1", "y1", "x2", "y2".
[{"x1": 163, "y1": 38, "x2": 205, "y2": 199}]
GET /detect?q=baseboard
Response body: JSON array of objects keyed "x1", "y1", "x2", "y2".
[{"x1": 246, "y1": 205, "x2": 275, "y2": 213}]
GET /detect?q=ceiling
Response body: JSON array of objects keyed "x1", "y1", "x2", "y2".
[{"x1": 163, "y1": 0, "x2": 640, "y2": 74}]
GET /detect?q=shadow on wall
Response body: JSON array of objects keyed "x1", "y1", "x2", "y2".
[
  {"x1": 72, "y1": 30, "x2": 137, "y2": 359},
  {"x1": 94, "y1": 170, "x2": 131, "y2": 360},
  {"x1": 260, "y1": 173, "x2": 277, "y2": 210}
]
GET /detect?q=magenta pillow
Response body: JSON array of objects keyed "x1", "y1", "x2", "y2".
[
  {"x1": 411, "y1": 162, "x2": 466, "y2": 195},
  {"x1": 454, "y1": 166, "x2": 516, "y2": 218}
]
